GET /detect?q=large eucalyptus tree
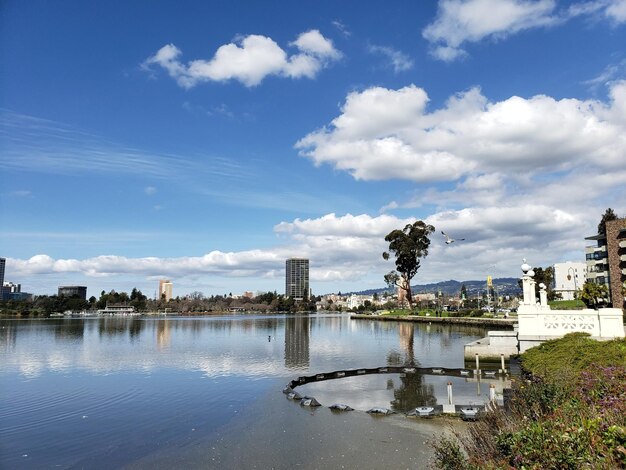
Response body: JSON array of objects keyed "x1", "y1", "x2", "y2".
[{"x1": 382, "y1": 220, "x2": 435, "y2": 310}]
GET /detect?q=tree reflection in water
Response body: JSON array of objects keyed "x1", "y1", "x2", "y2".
[{"x1": 388, "y1": 323, "x2": 436, "y2": 412}]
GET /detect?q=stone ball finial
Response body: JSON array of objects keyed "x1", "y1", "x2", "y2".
[
  {"x1": 521, "y1": 258, "x2": 531, "y2": 273},
  {"x1": 527, "y1": 269, "x2": 535, "y2": 277},
  {"x1": 539, "y1": 283, "x2": 546, "y2": 289}
]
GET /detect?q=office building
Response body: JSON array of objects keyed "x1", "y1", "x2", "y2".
[
  {"x1": 585, "y1": 217, "x2": 626, "y2": 309},
  {"x1": 0, "y1": 258, "x2": 5, "y2": 300},
  {"x1": 58, "y1": 286, "x2": 87, "y2": 300},
  {"x1": 285, "y1": 258, "x2": 309, "y2": 300},
  {"x1": 4, "y1": 282, "x2": 21, "y2": 293},
  {"x1": 553, "y1": 262, "x2": 587, "y2": 301},
  {"x1": 159, "y1": 279, "x2": 173, "y2": 301}
]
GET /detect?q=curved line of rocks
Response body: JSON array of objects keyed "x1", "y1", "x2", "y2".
[{"x1": 283, "y1": 365, "x2": 506, "y2": 419}]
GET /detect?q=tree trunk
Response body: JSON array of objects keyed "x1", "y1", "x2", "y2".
[{"x1": 404, "y1": 277, "x2": 413, "y2": 310}]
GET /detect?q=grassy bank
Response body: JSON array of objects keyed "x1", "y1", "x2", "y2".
[
  {"x1": 547, "y1": 299, "x2": 586, "y2": 310},
  {"x1": 433, "y1": 333, "x2": 626, "y2": 469},
  {"x1": 378, "y1": 308, "x2": 512, "y2": 319}
]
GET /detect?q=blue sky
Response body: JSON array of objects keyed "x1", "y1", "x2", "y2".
[{"x1": 2, "y1": 0, "x2": 626, "y2": 298}]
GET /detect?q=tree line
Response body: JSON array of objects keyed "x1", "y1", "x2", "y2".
[{"x1": 0, "y1": 288, "x2": 319, "y2": 316}]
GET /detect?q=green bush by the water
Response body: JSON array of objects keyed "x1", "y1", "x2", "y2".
[
  {"x1": 521, "y1": 332, "x2": 626, "y2": 385},
  {"x1": 432, "y1": 333, "x2": 626, "y2": 469}
]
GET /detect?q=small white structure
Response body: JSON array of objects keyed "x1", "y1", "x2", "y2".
[
  {"x1": 465, "y1": 259, "x2": 625, "y2": 359},
  {"x1": 347, "y1": 294, "x2": 374, "y2": 309},
  {"x1": 553, "y1": 261, "x2": 586, "y2": 301}
]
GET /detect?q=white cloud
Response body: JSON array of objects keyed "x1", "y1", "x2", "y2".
[
  {"x1": 5, "y1": 204, "x2": 604, "y2": 295},
  {"x1": 144, "y1": 186, "x2": 157, "y2": 195},
  {"x1": 275, "y1": 213, "x2": 414, "y2": 238},
  {"x1": 583, "y1": 59, "x2": 626, "y2": 92},
  {"x1": 423, "y1": 0, "x2": 626, "y2": 61},
  {"x1": 296, "y1": 82, "x2": 626, "y2": 182},
  {"x1": 605, "y1": 0, "x2": 626, "y2": 23},
  {"x1": 423, "y1": 0, "x2": 556, "y2": 61},
  {"x1": 143, "y1": 30, "x2": 341, "y2": 88},
  {"x1": 291, "y1": 30, "x2": 342, "y2": 60},
  {"x1": 368, "y1": 45, "x2": 414, "y2": 72}
]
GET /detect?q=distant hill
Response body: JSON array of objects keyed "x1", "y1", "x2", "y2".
[{"x1": 345, "y1": 278, "x2": 521, "y2": 297}]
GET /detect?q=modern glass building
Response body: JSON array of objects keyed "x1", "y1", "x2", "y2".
[
  {"x1": 58, "y1": 286, "x2": 87, "y2": 300},
  {"x1": 285, "y1": 258, "x2": 309, "y2": 300}
]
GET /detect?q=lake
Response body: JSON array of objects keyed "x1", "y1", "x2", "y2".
[{"x1": 0, "y1": 314, "x2": 494, "y2": 469}]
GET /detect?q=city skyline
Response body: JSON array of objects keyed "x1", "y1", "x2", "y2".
[{"x1": 2, "y1": 1, "x2": 626, "y2": 296}]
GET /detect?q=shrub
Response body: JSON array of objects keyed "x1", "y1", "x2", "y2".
[{"x1": 433, "y1": 334, "x2": 626, "y2": 469}]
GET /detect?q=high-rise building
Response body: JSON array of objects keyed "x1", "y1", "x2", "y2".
[
  {"x1": 159, "y1": 279, "x2": 173, "y2": 301},
  {"x1": 0, "y1": 258, "x2": 5, "y2": 300},
  {"x1": 58, "y1": 286, "x2": 87, "y2": 300},
  {"x1": 285, "y1": 258, "x2": 309, "y2": 300},
  {"x1": 585, "y1": 217, "x2": 626, "y2": 309},
  {"x1": 0, "y1": 258, "x2": 7, "y2": 286},
  {"x1": 606, "y1": 218, "x2": 626, "y2": 310}
]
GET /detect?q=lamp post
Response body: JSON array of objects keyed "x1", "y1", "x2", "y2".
[{"x1": 567, "y1": 267, "x2": 578, "y2": 300}]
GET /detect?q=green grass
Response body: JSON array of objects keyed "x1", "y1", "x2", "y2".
[
  {"x1": 548, "y1": 299, "x2": 586, "y2": 310},
  {"x1": 381, "y1": 308, "x2": 448, "y2": 317}
]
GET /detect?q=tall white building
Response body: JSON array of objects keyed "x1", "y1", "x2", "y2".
[
  {"x1": 158, "y1": 279, "x2": 173, "y2": 301},
  {"x1": 553, "y1": 261, "x2": 587, "y2": 300}
]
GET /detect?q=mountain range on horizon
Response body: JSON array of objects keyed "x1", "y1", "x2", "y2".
[{"x1": 344, "y1": 278, "x2": 521, "y2": 297}]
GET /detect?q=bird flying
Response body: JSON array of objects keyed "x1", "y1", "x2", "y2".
[{"x1": 442, "y1": 231, "x2": 465, "y2": 244}]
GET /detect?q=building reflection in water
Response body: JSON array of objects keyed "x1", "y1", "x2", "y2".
[
  {"x1": 0, "y1": 323, "x2": 17, "y2": 353},
  {"x1": 53, "y1": 319, "x2": 85, "y2": 341},
  {"x1": 156, "y1": 319, "x2": 170, "y2": 349},
  {"x1": 284, "y1": 315, "x2": 310, "y2": 369}
]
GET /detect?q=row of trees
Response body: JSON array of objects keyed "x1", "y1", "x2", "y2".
[{"x1": 0, "y1": 288, "x2": 319, "y2": 315}]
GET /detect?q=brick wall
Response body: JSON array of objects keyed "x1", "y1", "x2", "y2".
[{"x1": 606, "y1": 218, "x2": 626, "y2": 310}]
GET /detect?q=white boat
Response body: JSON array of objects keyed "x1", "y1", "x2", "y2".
[{"x1": 97, "y1": 304, "x2": 138, "y2": 316}]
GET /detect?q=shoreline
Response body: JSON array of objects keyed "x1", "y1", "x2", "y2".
[{"x1": 350, "y1": 313, "x2": 517, "y2": 328}]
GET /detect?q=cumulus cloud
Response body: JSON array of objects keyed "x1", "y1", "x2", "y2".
[
  {"x1": 143, "y1": 30, "x2": 341, "y2": 88},
  {"x1": 5, "y1": 203, "x2": 595, "y2": 292},
  {"x1": 296, "y1": 82, "x2": 626, "y2": 182},
  {"x1": 423, "y1": 0, "x2": 625, "y2": 61}
]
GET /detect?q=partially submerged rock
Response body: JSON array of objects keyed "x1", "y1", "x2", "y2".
[
  {"x1": 300, "y1": 396, "x2": 321, "y2": 407},
  {"x1": 329, "y1": 403, "x2": 353, "y2": 411}
]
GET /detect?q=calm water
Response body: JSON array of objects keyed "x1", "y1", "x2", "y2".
[{"x1": 1, "y1": 314, "x2": 494, "y2": 469}]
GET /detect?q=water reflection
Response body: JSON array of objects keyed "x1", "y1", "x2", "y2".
[
  {"x1": 1, "y1": 315, "x2": 494, "y2": 469},
  {"x1": 284, "y1": 315, "x2": 310, "y2": 369},
  {"x1": 156, "y1": 319, "x2": 170, "y2": 349}
]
